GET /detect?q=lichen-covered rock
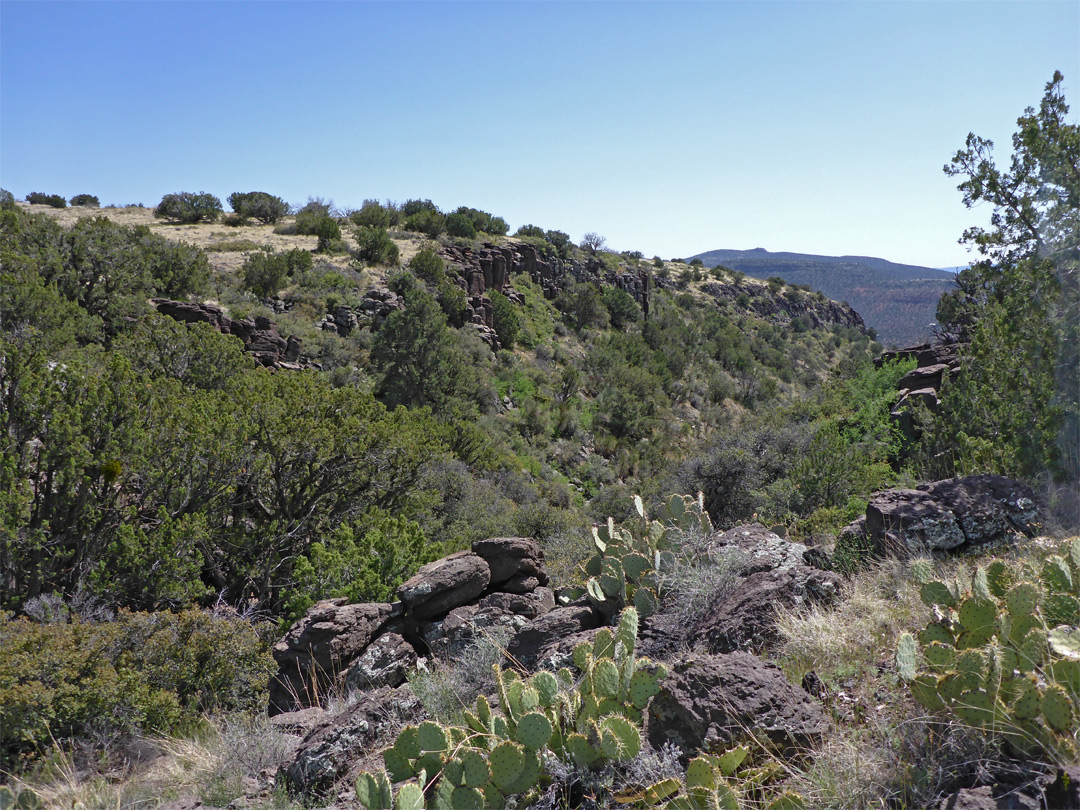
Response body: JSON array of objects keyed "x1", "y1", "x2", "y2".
[
  {"x1": 419, "y1": 604, "x2": 529, "y2": 657},
  {"x1": 708, "y1": 524, "x2": 811, "y2": 575},
  {"x1": 471, "y1": 536, "x2": 548, "y2": 588},
  {"x1": 340, "y1": 632, "x2": 417, "y2": 693},
  {"x1": 504, "y1": 603, "x2": 603, "y2": 670},
  {"x1": 697, "y1": 565, "x2": 842, "y2": 653},
  {"x1": 477, "y1": 589, "x2": 554, "y2": 619},
  {"x1": 279, "y1": 686, "x2": 421, "y2": 797},
  {"x1": 396, "y1": 551, "x2": 491, "y2": 619},
  {"x1": 918, "y1": 475, "x2": 1039, "y2": 544},
  {"x1": 865, "y1": 488, "x2": 967, "y2": 553},
  {"x1": 269, "y1": 600, "x2": 396, "y2": 715},
  {"x1": 647, "y1": 653, "x2": 830, "y2": 758}
]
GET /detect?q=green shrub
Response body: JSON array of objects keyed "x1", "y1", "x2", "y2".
[
  {"x1": 241, "y1": 251, "x2": 289, "y2": 297},
  {"x1": 355, "y1": 226, "x2": 400, "y2": 266},
  {"x1": 69, "y1": 194, "x2": 100, "y2": 207},
  {"x1": 454, "y1": 206, "x2": 509, "y2": 236},
  {"x1": 0, "y1": 188, "x2": 15, "y2": 210},
  {"x1": 445, "y1": 211, "x2": 477, "y2": 239},
  {"x1": 0, "y1": 608, "x2": 273, "y2": 763},
  {"x1": 410, "y1": 246, "x2": 446, "y2": 284},
  {"x1": 603, "y1": 286, "x2": 641, "y2": 330},
  {"x1": 227, "y1": 191, "x2": 289, "y2": 224},
  {"x1": 26, "y1": 192, "x2": 66, "y2": 208},
  {"x1": 489, "y1": 290, "x2": 522, "y2": 349},
  {"x1": 282, "y1": 511, "x2": 444, "y2": 622},
  {"x1": 515, "y1": 224, "x2": 546, "y2": 239},
  {"x1": 401, "y1": 198, "x2": 440, "y2": 217},
  {"x1": 437, "y1": 280, "x2": 468, "y2": 328},
  {"x1": 404, "y1": 208, "x2": 446, "y2": 238},
  {"x1": 293, "y1": 197, "x2": 333, "y2": 234},
  {"x1": 154, "y1": 192, "x2": 222, "y2": 223},
  {"x1": 350, "y1": 199, "x2": 397, "y2": 229},
  {"x1": 210, "y1": 238, "x2": 264, "y2": 252},
  {"x1": 312, "y1": 216, "x2": 342, "y2": 252}
]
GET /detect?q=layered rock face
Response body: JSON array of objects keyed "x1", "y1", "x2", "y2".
[
  {"x1": 151, "y1": 298, "x2": 304, "y2": 369},
  {"x1": 878, "y1": 340, "x2": 965, "y2": 441}
]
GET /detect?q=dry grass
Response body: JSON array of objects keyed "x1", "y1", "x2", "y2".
[{"x1": 12, "y1": 716, "x2": 301, "y2": 810}]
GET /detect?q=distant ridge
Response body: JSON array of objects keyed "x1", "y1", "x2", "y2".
[{"x1": 686, "y1": 247, "x2": 957, "y2": 346}]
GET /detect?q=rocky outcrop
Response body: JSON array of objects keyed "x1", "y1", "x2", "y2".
[
  {"x1": 270, "y1": 538, "x2": 555, "y2": 714},
  {"x1": 637, "y1": 525, "x2": 840, "y2": 659},
  {"x1": 879, "y1": 340, "x2": 966, "y2": 442},
  {"x1": 697, "y1": 565, "x2": 842, "y2": 653},
  {"x1": 269, "y1": 601, "x2": 397, "y2": 715},
  {"x1": 701, "y1": 281, "x2": 865, "y2": 331},
  {"x1": 647, "y1": 653, "x2": 830, "y2": 758},
  {"x1": 151, "y1": 298, "x2": 305, "y2": 369},
  {"x1": 504, "y1": 602, "x2": 604, "y2": 670},
  {"x1": 318, "y1": 287, "x2": 404, "y2": 336},
  {"x1": 839, "y1": 475, "x2": 1040, "y2": 557},
  {"x1": 279, "y1": 685, "x2": 421, "y2": 797}
]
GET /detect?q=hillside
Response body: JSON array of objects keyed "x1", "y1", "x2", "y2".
[{"x1": 686, "y1": 247, "x2": 957, "y2": 346}]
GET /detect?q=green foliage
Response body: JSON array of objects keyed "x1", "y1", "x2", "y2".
[
  {"x1": 580, "y1": 494, "x2": 712, "y2": 620},
  {"x1": 927, "y1": 71, "x2": 1079, "y2": 483},
  {"x1": 1, "y1": 208, "x2": 210, "y2": 340},
  {"x1": 360, "y1": 607, "x2": 668, "y2": 809},
  {"x1": 312, "y1": 216, "x2": 342, "y2": 252},
  {"x1": 25, "y1": 192, "x2": 66, "y2": 208},
  {"x1": 0, "y1": 189, "x2": 15, "y2": 211},
  {"x1": 354, "y1": 226, "x2": 400, "y2": 266},
  {"x1": 445, "y1": 212, "x2": 477, "y2": 239},
  {"x1": 897, "y1": 540, "x2": 1080, "y2": 762},
  {"x1": 453, "y1": 206, "x2": 508, "y2": 236},
  {"x1": 0, "y1": 608, "x2": 273, "y2": 762},
  {"x1": 154, "y1": 191, "x2": 222, "y2": 223},
  {"x1": 282, "y1": 510, "x2": 444, "y2": 622},
  {"x1": 350, "y1": 199, "x2": 398, "y2": 230},
  {"x1": 227, "y1": 191, "x2": 289, "y2": 224},
  {"x1": 489, "y1": 290, "x2": 522, "y2": 349},
  {"x1": 292, "y1": 198, "x2": 333, "y2": 234},
  {"x1": 603, "y1": 286, "x2": 641, "y2": 330},
  {"x1": 404, "y1": 208, "x2": 446, "y2": 238},
  {"x1": 556, "y1": 280, "x2": 610, "y2": 331},
  {"x1": 409, "y1": 246, "x2": 446, "y2": 285},
  {"x1": 241, "y1": 250, "x2": 289, "y2": 298},
  {"x1": 69, "y1": 194, "x2": 100, "y2": 207},
  {"x1": 372, "y1": 275, "x2": 489, "y2": 415}
]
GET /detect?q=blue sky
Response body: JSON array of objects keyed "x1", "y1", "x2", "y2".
[{"x1": 2, "y1": 2, "x2": 1077, "y2": 268}]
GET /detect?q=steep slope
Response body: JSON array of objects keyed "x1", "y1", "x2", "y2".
[{"x1": 687, "y1": 247, "x2": 957, "y2": 346}]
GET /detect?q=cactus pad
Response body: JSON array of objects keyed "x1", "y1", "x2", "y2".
[
  {"x1": 516, "y1": 712, "x2": 553, "y2": 750},
  {"x1": 417, "y1": 721, "x2": 449, "y2": 753},
  {"x1": 382, "y1": 749, "x2": 415, "y2": 783},
  {"x1": 1006, "y1": 583, "x2": 1040, "y2": 618},
  {"x1": 767, "y1": 792, "x2": 808, "y2": 810},
  {"x1": 909, "y1": 558, "x2": 934, "y2": 584},
  {"x1": 594, "y1": 658, "x2": 621, "y2": 698},
  {"x1": 502, "y1": 749, "x2": 542, "y2": 795},
  {"x1": 986, "y1": 560, "x2": 1012, "y2": 597},
  {"x1": 0, "y1": 788, "x2": 13, "y2": 810},
  {"x1": 460, "y1": 750, "x2": 489, "y2": 788},
  {"x1": 911, "y1": 673, "x2": 946, "y2": 712},
  {"x1": 628, "y1": 668, "x2": 663, "y2": 709},
  {"x1": 959, "y1": 597, "x2": 997, "y2": 633},
  {"x1": 599, "y1": 714, "x2": 642, "y2": 760},
  {"x1": 896, "y1": 632, "x2": 918, "y2": 681},
  {"x1": 921, "y1": 581, "x2": 956, "y2": 608},
  {"x1": 616, "y1": 607, "x2": 639, "y2": 654},
  {"x1": 1044, "y1": 594, "x2": 1080, "y2": 626},
  {"x1": 593, "y1": 628, "x2": 615, "y2": 660},
  {"x1": 565, "y1": 733, "x2": 598, "y2": 768},
  {"x1": 573, "y1": 641, "x2": 592, "y2": 671},
  {"x1": 1012, "y1": 678, "x2": 1041, "y2": 720},
  {"x1": 488, "y1": 741, "x2": 525, "y2": 792},
  {"x1": 973, "y1": 566, "x2": 992, "y2": 601},
  {"x1": 924, "y1": 641, "x2": 958, "y2": 670},
  {"x1": 393, "y1": 783, "x2": 424, "y2": 810},
  {"x1": 1040, "y1": 683, "x2": 1075, "y2": 732},
  {"x1": 634, "y1": 587, "x2": 659, "y2": 617},
  {"x1": 451, "y1": 786, "x2": 485, "y2": 810},
  {"x1": 686, "y1": 756, "x2": 717, "y2": 790},
  {"x1": 953, "y1": 689, "x2": 995, "y2": 727},
  {"x1": 532, "y1": 670, "x2": 559, "y2": 706},
  {"x1": 919, "y1": 622, "x2": 954, "y2": 647},
  {"x1": 355, "y1": 772, "x2": 392, "y2": 810},
  {"x1": 1041, "y1": 556, "x2": 1074, "y2": 593}
]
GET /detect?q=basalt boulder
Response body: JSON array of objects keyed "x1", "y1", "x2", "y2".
[{"x1": 396, "y1": 551, "x2": 491, "y2": 620}]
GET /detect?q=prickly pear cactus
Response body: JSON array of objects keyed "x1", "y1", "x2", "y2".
[
  {"x1": 583, "y1": 492, "x2": 713, "y2": 620},
  {"x1": 360, "y1": 607, "x2": 669, "y2": 808},
  {"x1": 897, "y1": 545, "x2": 1080, "y2": 760}
]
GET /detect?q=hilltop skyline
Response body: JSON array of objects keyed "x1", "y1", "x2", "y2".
[{"x1": 2, "y1": 1, "x2": 1077, "y2": 268}]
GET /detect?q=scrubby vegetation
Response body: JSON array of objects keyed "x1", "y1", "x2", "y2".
[{"x1": 0, "y1": 73, "x2": 1076, "y2": 807}]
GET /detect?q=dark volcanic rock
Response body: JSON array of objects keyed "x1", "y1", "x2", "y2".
[
  {"x1": 708, "y1": 524, "x2": 810, "y2": 575},
  {"x1": 471, "y1": 537, "x2": 548, "y2": 588},
  {"x1": 340, "y1": 632, "x2": 417, "y2": 693},
  {"x1": 698, "y1": 565, "x2": 842, "y2": 653},
  {"x1": 647, "y1": 653, "x2": 830, "y2": 758},
  {"x1": 279, "y1": 686, "x2": 421, "y2": 797},
  {"x1": 505, "y1": 604, "x2": 603, "y2": 670},
  {"x1": 396, "y1": 551, "x2": 491, "y2": 620},
  {"x1": 846, "y1": 475, "x2": 1041, "y2": 558},
  {"x1": 152, "y1": 298, "x2": 300, "y2": 368},
  {"x1": 269, "y1": 600, "x2": 396, "y2": 715}
]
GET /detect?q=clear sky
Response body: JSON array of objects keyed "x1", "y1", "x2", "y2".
[{"x1": 2, "y1": 1, "x2": 1077, "y2": 268}]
